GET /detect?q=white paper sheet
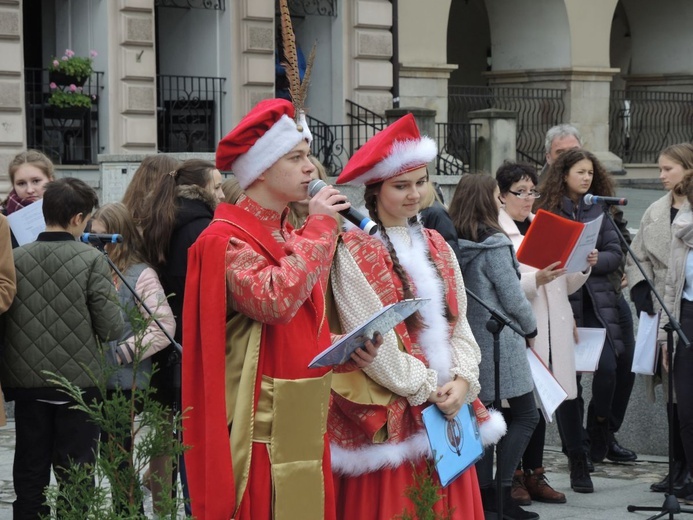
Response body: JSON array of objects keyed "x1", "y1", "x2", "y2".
[
  {"x1": 632, "y1": 311, "x2": 661, "y2": 375},
  {"x1": 574, "y1": 327, "x2": 606, "y2": 372},
  {"x1": 526, "y1": 348, "x2": 568, "y2": 422},
  {"x1": 565, "y1": 213, "x2": 603, "y2": 273},
  {"x1": 6, "y1": 199, "x2": 45, "y2": 245}
]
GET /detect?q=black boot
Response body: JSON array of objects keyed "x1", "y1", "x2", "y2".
[
  {"x1": 569, "y1": 451, "x2": 594, "y2": 493},
  {"x1": 651, "y1": 460, "x2": 686, "y2": 492},
  {"x1": 501, "y1": 486, "x2": 539, "y2": 520},
  {"x1": 479, "y1": 486, "x2": 498, "y2": 520},
  {"x1": 588, "y1": 418, "x2": 609, "y2": 463}
]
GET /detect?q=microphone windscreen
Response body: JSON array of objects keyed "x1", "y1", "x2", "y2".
[{"x1": 308, "y1": 179, "x2": 328, "y2": 198}]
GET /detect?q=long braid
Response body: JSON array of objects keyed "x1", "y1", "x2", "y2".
[{"x1": 365, "y1": 186, "x2": 425, "y2": 332}]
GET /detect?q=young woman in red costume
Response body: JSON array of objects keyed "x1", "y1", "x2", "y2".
[{"x1": 328, "y1": 114, "x2": 503, "y2": 520}]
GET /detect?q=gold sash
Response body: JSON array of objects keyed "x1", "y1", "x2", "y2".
[{"x1": 226, "y1": 313, "x2": 332, "y2": 520}]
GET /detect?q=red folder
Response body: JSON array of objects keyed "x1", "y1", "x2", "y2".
[{"x1": 516, "y1": 209, "x2": 585, "y2": 270}]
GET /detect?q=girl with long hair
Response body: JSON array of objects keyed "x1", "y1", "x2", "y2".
[
  {"x1": 534, "y1": 148, "x2": 624, "y2": 488},
  {"x1": 90, "y1": 202, "x2": 176, "y2": 515},
  {"x1": 122, "y1": 154, "x2": 181, "y2": 229},
  {"x1": 628, "y1": 142, "x2": 693, "y2": 493},
  {"x1": 449, "y1": 173, "x2": 540, "y2": 520},
  {"x1": 328, "y1": 115, "x2": 499, "y2": 520},
  {"x1": 138, "y1": 158, "x2": 223, "y2": 515}
]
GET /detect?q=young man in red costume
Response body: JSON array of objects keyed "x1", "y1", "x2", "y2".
[{"x1": 182, "y1": 98, "x2": 379, "y2": 520}]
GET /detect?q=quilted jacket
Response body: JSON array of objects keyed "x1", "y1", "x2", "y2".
[{"x1": 1, "y1": 232, "x2": 124, "y2": 401}]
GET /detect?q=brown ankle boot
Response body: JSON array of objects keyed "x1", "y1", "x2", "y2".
[
  {"x1": 511, "y1": 469, "x2": 531, "y2": 506},
  {"x1": 525, "y1": 467, "x2": 567, "y2": 504}
]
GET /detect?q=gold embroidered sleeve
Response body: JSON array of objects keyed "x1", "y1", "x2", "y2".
[
  {"x1": 331, "y1": 243, "x2": 438, "y2": 406},
  {"x1": 449, "y1": 257, "x2": 481, "y2": 403},
  {"x1": 225, "y1": 218, "x2": 338, "y2": 324}
]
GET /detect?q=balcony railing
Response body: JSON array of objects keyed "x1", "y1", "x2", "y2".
[
  {"x1": 448, "y1": 85, "x2": 566, "y2": 166},
  {"x1": 609, "y1": 89, "x2": 693, "y2": 164},
  {"x1": 157, "y1": 75, "x2": 225, "y2": 153},
  {"x1": 24, "y1": 68, "x2": 104, "y2": 165},
  {"x1": 307, "y1": 114, "x2": 479, "y2": 177}
]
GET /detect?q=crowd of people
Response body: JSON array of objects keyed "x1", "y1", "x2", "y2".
[{"x1": 1, "y1": 102, "x2": 693, "y2": 519}]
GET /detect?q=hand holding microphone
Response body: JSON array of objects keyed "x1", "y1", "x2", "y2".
[{"x1": 308, "y1": 179, "x2": 378, "y2": 235}]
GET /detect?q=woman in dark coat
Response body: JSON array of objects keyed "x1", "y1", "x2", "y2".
[
  {"x1": 534, "y1": 149, "x2": 623, "y2": 487},
  {"x1": 139, "y1": 158, "x2": 224, "y2": 516}
]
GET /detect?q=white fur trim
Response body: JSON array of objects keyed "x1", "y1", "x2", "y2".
[
  {"x1": 478, "y1": 408, "x2": 507, "y2": 447},
  {"x1": 383, "y1": 226, "x2": 454, "y2": 384},
  {"x1": 330, "y1": 431, "x2": 431, "y2": 476},
  {"x1": 232, "y1": 113, "x2": 313, "y2": 189},
  {"x1": 357, "y1": 137, "x2": 437, "y2": 185}
]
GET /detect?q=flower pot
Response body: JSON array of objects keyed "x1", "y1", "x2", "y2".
[
  {"x1": 49, "y1": 70, "x2": 88, "y2": 87},
  {"x1": 46, "y1": 105, "x2": 90, "y2": 121}
]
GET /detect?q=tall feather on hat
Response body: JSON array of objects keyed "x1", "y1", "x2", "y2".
[{"x1": 279, "y1": 0, "x2": 316, "y2": 130}]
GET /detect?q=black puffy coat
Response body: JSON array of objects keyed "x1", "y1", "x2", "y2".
[
  {"x1": 559, "y1": 197, "x2": 625, "y2": 355},
  {"x1": 151, "y1": 185, "x2": 215, "y2": 396}
]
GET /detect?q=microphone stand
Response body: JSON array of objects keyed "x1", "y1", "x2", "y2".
[
  {"x1": 466, "y1": 287, "x2": 529, "y2": 520},
  {"x1": 593, "y1": 201, "x2": 691, "y2": 519}
]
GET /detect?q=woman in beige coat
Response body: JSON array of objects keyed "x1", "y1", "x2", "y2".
[
  {"x1": 0, "y1": 214, "x2": 16, "y2": 426},
  {"x1": 627, "y1": 142, "x2": 693, "y2": 493},
  {"x1": 659, "y1": 170, "x2": 693, "y2": 504},
  {"x1": 497, "y1": 162, "x2": 591, "y2": 503}
]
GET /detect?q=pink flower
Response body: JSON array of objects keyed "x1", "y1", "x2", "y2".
[
  {"x1": 69, "y1": 84, "x2": 77, "y2": 92},
  {"x1": 65, "y1": 49, "x2": 75, "y2": 58},
  {"x1": 52, "y1": 60, "x2": 59, "y2": 68},
  {"x1": 61, "y1": 56, "x2": 68, "y2": 61},
  {"x1": 49, "y1": 82, "x2": 57, "y2": 90},
  {"x1": 89, "y1": 50, "x2": 98, "y2": 58}
]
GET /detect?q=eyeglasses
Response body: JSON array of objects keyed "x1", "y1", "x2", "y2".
[{"x1": 507, "y1": 190, "x2": 541, "y2": 199}]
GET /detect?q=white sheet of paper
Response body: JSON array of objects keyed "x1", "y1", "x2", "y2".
[
  {"x1": 565, "y1": 213, "x2": 603, "y2": 273},
  {"x1": 6, "y1": 199, "x2": 45, "y2": 245},
  {"x1": 526, "y1": 348, "x2": 568, "y2": 423},
  {"x1": 574, "y1": 327, "x2": 606, "y2": 372},
  {"x1": 632, "y1": 311, "x2": 661, "y2": 375}
]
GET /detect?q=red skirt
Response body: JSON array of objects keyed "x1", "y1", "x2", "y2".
[
  {"x1": 236, "y1": 441, "x2": 336, "y2": 520},
  {"x1": 333, "y1": 458, "x2": 483, "y2": 520}
]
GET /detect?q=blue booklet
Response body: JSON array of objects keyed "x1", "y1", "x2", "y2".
[
  {"x1": 422, "y1": 403, "x2": 484, "y2": 487},
  {"x1": 308, "y1": 298, "x2": 429, "y2": 368}
]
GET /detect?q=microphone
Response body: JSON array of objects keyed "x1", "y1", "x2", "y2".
[
  {"x1": 583, "y1": 194, "x2": 628, "y2": 206},
  {"x1": 308, "y1": 179, "x2": 378, "y2": 235},
  {"x1": 80, "y1": 233, "x2": 124, "y2": 245}
]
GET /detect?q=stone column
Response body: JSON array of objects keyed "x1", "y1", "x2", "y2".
[
  {"x1": 107, "y1": 0, "x2": 158, "y2": 153},
  {"x1": 0, "y1": 0, "x2": 25, "y2": 194},
  {"x1": 468, "y1": 108, "x2": 516, "y2": 175}
]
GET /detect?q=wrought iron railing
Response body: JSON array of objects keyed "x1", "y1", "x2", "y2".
[
  {"x1": 346, "y1": 99, "x2": 386, "y2": 130},
  {"x1": 308, "y1": 114, "x2": 480, "y2": 177},
  {"x1": 157, "y1": 75, "x2": 225, "y2": 153},
  {"x1": 24, "y1": 67, "x2": 104, "y2": 165},
  {"x1": 287, "y1": 0, "x2": 337, "y2": 16},
  {"x1": 448, "y1": 85, "x2": 566, "y2": 165},
  {"x1": 436, "y1": 122, "x2": 481, "y2": 175},
  {"x1": 155, "y1": 0, "x2": 225, "y2": 10},
  {"x1": 609, "y1": 89, "x2": 693, "y2": 164}
]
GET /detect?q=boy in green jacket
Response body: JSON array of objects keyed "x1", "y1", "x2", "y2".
[{"x1": 1, "y1": 177, "x2": 124, "y2": 519}]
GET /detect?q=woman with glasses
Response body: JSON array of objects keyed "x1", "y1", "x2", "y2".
[{"x1": 496, "y1": 162, "x2": 593, "y2": 505}]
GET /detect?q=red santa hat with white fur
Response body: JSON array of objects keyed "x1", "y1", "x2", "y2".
[
  {"x1": 216, "y1": 98, "x2": 312, "y2": 190},
  {"x1": 336, "y1": 113, "x2": 437, "y2": 186}
]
